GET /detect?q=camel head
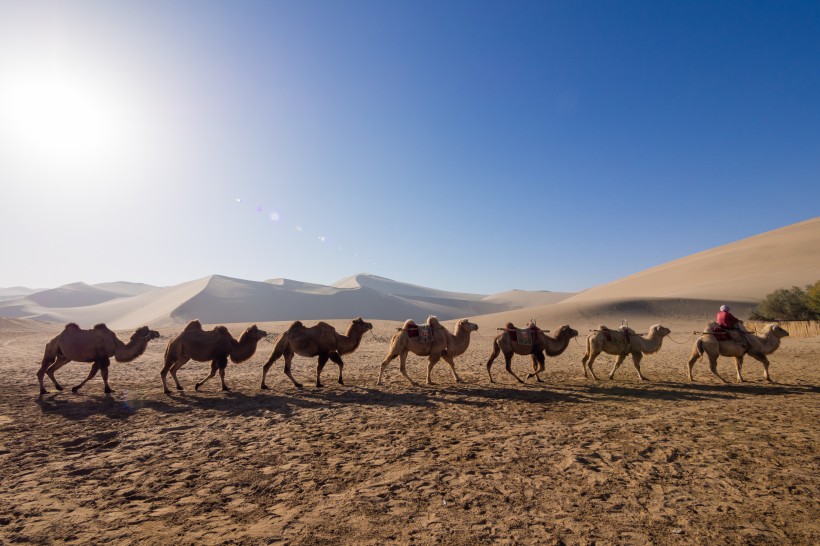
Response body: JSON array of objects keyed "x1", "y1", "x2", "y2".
[
  {"x1": 350, "y1": 317, "x2": 374, "y2": 334},
  {"x1": 132, "y1": 326, "x2": 161, "y2": 342},
  {"x1": 457, "y1": 319, "x2": 479, "y2": 333},
  {"x1": 241, "y1": 324, "x2": 268, "y2": 343},
  {"x1": 648, "y1": 324, "x2": 671, "y2": 338},
  {"x1": 554, "y1": 325, "x2": 579, "y2": 340},
  {"x1": 765, "y1": 324, "x2": 790, "y2": 339}
]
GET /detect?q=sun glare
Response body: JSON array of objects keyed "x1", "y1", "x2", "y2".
[{"x1": 0, "y1": 59, "x2": 137, "y2": 182}]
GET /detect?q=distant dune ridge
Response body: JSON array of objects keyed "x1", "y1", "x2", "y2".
[{"x1": 0, "y1": 218, "x2": 817, "y2": 329}]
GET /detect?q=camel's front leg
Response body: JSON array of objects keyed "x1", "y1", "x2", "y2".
[
  {"x1": 526, "y1": 353, "x2": 545, "y2": 382},
  {"x1": 747, "y1": 352, "x2": 773, "y2": 382},
  {"x1": 734, "y1": 355, "x2": 745, "y2": 382},
  {"x1": 71, "y1": 362, "x2": 100, "y2": 393},
  {"x1": 629, "y1": 352, "x2": 647, "y2": 381},
  {"x1": 316, "y1": 353, "x2": 329, "y2": 388},
  {"x1": 329, "y1": 352, "x2": 345, "y2": 385},
  {"x1": 442, "y1": 354, "x2": 462, "y2": 383}
]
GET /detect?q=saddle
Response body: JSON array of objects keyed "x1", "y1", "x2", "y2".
[
  {"x1": 503, "y1": 322, "x2": 540, "y2": 346},
  {"x1": 706, "y1": 323, "x2": 745, "y2": 344},
  {"x1": 404, "y1": 321, "x2": 434, "y2": 343}
]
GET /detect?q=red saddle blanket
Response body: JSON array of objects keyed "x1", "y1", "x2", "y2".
[
  {"x1": 508, "y1": 325, "x2": 539, "y2": 345},
  {"x1": 405, "y1": 322, "x2": 434, "y2": 343}
]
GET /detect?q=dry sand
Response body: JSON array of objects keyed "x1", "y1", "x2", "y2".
[{"x1": 1, "y1": 317, "x2": 818, "y2": 544}]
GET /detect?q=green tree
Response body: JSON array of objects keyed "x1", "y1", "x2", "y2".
[
  {"x1": 808, "y1": 280, "x2": 820, "y2": 315},
  {"x1": 750, "y1": 285, "x2": 819, "y2": 321}
]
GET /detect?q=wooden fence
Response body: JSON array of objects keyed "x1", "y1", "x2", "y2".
[{"x1": 746, "y1": 320, "x2": 820, "y2": 339}]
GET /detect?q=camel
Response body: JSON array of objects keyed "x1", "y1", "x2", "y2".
[
  {"x1": 581, "y1": 324, "x2": 672, "y2": 381},
  {"x1": 377, "y1": 317, "x2": 478, "y2": 386},
  {"x1": 37, "y1": 323, "x2": 160, "y2": 395},
  {"x1": 486, "y1": 323, "x2": 579, "y2": 383},
  {"x1": 687, "y1": 322, "x2": 789, "y2": 383},
  {"x1": 261, "y1": 317, "x2": 373, "y2": 389},
  {"x1": 160, "y1": 320, "x2": 268, "y2": 394}
]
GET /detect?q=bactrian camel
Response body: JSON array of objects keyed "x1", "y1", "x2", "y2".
[
  {"x1": 687, "y1": 322, "x2": 789, "y2": 383},
  {"x1": 377, "y1": 317, "x2": 478, "y2": 386},
  {"x1": 37, "y1": 323, "x2": 160, "y2": 395},
  {"x1": 261, "y1": 317, "x2": 373, "y2": 389},
  {"x1": 581, "y1": 324, "x2": 672, "y2": 381},
  {"x1": 486, "y1": 323, "x2": 579, "y2": 383},
  {"x1": 160, "y1": 320, "x2": 268, "y2": 394}
]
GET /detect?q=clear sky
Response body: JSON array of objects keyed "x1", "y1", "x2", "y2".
[{"x1": 1, "y1": 1, "x2": 818, "y2": 294}]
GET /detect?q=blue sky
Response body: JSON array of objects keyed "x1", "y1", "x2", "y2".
[{"x1": 0, "y1": 1, "x2": 818, "y2": 293}]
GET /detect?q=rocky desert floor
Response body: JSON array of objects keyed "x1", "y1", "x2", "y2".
[{"x1": 1, "y1": 318, "x2": 818, "y2": 545}]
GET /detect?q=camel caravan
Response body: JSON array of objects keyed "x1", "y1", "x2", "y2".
[{"x1": 34, "y1": 313, "x2": 791, "y2": 395}]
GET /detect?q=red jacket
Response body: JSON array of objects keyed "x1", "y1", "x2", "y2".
[{"x1": 716, "y1": 311, "x2": 741, "y2": 329}]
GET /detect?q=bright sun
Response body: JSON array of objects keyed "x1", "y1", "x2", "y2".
[{"x1": 0, "y1": 59, "x2": 135, "y2": 182}]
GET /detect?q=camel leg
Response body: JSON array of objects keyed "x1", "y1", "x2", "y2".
[
  {"x1": 486, "y1": 342, "x2": 501, "y2": 383},
  {"x1": 747, "y1": 352, "x2": 773, "y2": 382},
  {"x1": 526, "y1": 353, "x2": 545, "y2": 382},
  {"x1": 99, "y1": 359, "x2": 113, "y2": 394},
  {"x1": 426, "y1": 353, "x2": 443, "y2": 385},
  {"x1": 687, "y1": 350, "x2": 702, "y2": 382},
  {"x1": 399, "y1": 352, "x2": 418, "y2": 386},
  {"x1": 195, "y1": 360, "x2": 219, "y2": 391},
  {"x1": 43, "y1": 356, "x2": 71, "y2": 393},
  {"x1": 629, "y1": 352, "x2": 647, "y2": 381},
  {"x1": 707, "y1": 355, "x2": 729, "y2": 383},
  {"x1": 504, "y1": 352, "x2": 524, "y2": 384},
  {"x1": 377, "y1": 352, "x2": 398, "y2": 386},
  {"x1": 71, "y1": 362, "x2": 100, "y2": 393},
  {"x1": 169, "y1": 357, "x2": 190, "y2": 391},
  {"x1": 734, "y1": 356, "x2": 745, "y2": 382},
  {"x1": 160, "y1": 356, "x2": 184, "y2": 394},
  {"x1": 581, "y1": 352, "x2": 590, "y2": 379},
  {"x1": 260, "y1": 347, "x2": 284, "y2": 390},
  {"x1": 283, "y1": 351, "x2": 303, "y2": 389},
  {"x1": 218, "y1": 360, "x2": 230, "y2": 391},
  {"x1": 316, "y1": 353, "x2": 329, "y2": 388},
  {"x1": 585, "y1": 351, "x2": 601, "y2": 381},
  {"x1": 329, "y1": 352, "x2": 345, "y2": 385},
  {"x1": 441, "y1": 354, "x2": 462, "y2": 383},
  {"x1": 608, "y1": 354, "x2": 627, "y2": 380}
]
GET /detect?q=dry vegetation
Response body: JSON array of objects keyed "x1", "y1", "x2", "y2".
[{"x1": 1, "y1": 318, "x2": 818, "y2": 544}]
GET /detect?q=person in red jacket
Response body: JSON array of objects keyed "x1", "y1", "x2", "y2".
[{"x1": 716, "y1": 305, "x2": 748, "y2": 346}]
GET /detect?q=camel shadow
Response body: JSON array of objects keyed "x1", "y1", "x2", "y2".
[{"x1": 35, "y1": 392, "x2": 184, "y2": 421}]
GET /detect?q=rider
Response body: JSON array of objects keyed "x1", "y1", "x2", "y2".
[{"x1": 716, "y1": 304, "x2": 748, "y2": 346}]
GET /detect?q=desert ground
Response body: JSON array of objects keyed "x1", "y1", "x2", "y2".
[{"x1": 1, "y1": 317, "x2": 818, "y2": 545}]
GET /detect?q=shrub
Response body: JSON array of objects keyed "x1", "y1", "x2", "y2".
[{"x1": 750, "y1": 283, "x2": 820, "y2": 321}]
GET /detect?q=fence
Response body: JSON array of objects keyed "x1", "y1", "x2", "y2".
[{"x1": 746, "y1": 320, "x2": 820, "y2": 339}]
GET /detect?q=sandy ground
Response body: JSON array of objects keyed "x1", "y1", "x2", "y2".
[{"x1": 1, "y1": 318, "x2": 818, "y2": 545}]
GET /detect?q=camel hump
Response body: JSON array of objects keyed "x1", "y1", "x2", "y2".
[
  {"x1": 505, "y1": 322, "x2": 516, "y2": 330},
  {"x1": 213, "y1": 325, "x2": 230, "y2": 335},
  {"x1": 93, "y1": 323, "x2": 109, "y2": 331},
  {"x1": 184, "y1": 320, "x2": 203, "y2": 332},
  {"x1": 619, "y1": 326, "x2": 636, "y2": 335},
  {"x1": 426, "y1": 315, "x2": 440, "y2": 326},
  {"x1": 403, "y1": 319, "x2": 418, "y2": 329},
  {"x1": 287, "y1": 320, "x2": 304, "y2": 331},
  {"x1": 65, "y1": 323, "x2": 81, "y2": 330},
  {"x1": 597, "y1": 325, "x2": 610, "y2": 332}
]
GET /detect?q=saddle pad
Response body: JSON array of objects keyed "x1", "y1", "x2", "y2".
[
  {"x1": 417, "y1": 324, "x2": 434, "y2": 343},
  {"x1": 511, "y1": 329, "x2": 533, "y2": 346},
  {"x1": 709, "y1": 327, "x2": 731, "y2": 342}
]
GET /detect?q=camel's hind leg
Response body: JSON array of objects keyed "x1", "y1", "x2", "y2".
[
  {"x1": 195, "y1": 359, "x2": 219, "y2": 391},
  {"x1": 41, "y1": 355, "x2": 70, "y2": 393},
  {"x1": 707, "y1": 355, "x2": 729, "y2": 383},
  {"x1": 526, "y1": 352, "x2": 546, "y2": 382},
  {"x1": 283, "y1": 351, "x2": 303, "y2": 389},
  {"x1": 426, "y1": 353, "x2": 443, "y2": 385},
  {"x1": 329, "y1": 352, "x2": 345, "y2": 385},
  {"x1": 377, "y1": 352, "x2": 398, "y2": 386},
  {"x1": 71, "y1": 362, "x2": 99, "y2": 393},
  {"x1": 503, "y1": 352, "x2": 524, "y2": 384},
  {"x1": 486, "y1": 341, "x2": 501, "y2": 383},
  {"x1": 585, "y1": 350, "x2": 602, "y2": 381},
  {"x1": 686, "y1": 350, "x2": 701, "y2": 382},
  {"x1": 168, "y1": 357, "x2": 190, "y2": 392}
]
